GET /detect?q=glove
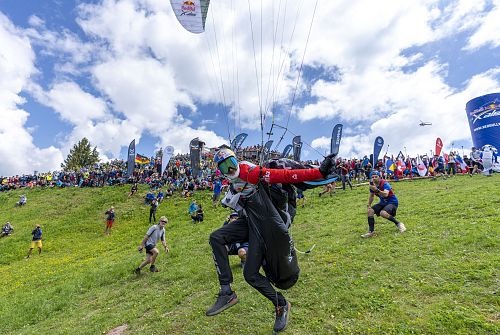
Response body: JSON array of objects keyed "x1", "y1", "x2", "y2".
[{"x1": 319, "y1": 154, "x2": 337, "y2": 178}]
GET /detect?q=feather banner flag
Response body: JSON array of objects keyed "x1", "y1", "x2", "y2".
[
  {"x1": 435, "y1": 137, "x2": 443, "y2": 156},
  {"x1": 127, "y1": 139, "x2": 135, "y2": 177}
]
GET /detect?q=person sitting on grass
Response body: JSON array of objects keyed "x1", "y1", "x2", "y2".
[
  {"x1": 135, "y1": 216, "x2": 169, "y2": 274},
  {"x1": 156, "y1": 189, "x2": 164, "y2": 203},
  {"x1": 191, "y1": 204, "x2": 204, "y2": 223},
  {"x1": 0, "y1": 222, "x2": 14, "y2": 238},
  {"x1": 128, "y1": 182, "x2": 138, "y2": 197},
  {"x1": 145, "y1": 191, "x2": 155, "y2": 204},
  {"x1": 17, "y1": 194, "x2": 27, "y2": 206},
  {"x1": 188, "y1": 199, "x2": 198, "y2": 216}
]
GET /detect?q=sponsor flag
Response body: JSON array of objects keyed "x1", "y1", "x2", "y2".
[
  {"x1": 435, "y1": 137, "x2": 443, "y2": 156},
  {"x1": 127, "y1": 139, "x2": 135, "y2": 177},
  {"x1": 281, "y1": 144, "x2": 293, "y2": 158},
  {"x1": 292, "y1": 136, "x2": 302, "y2": 161},
  {"x1": 261, "y1": 140, "x2": 274, "y2": 162},
  {"x1": 330, "y1": 124, "x2": 343, "y2": 155},
  {"x1": 231, "y1": 133, "x2": 248, "y2": 151},
  {"x1": 373, "y1": 136, "x2": 384, "y2": 166},
  {"x1": 135, "y1": 153, "x2": 150, "y2": 165},
  {"x1": 190, "y1": 138, "x2": 204, "y2": 177},
  {"x1": 161, "y1": 146, "x2": 175, "y2": 175},
  {"x1": 417, "y1": 155, "x2": 427, "y2": 177}
]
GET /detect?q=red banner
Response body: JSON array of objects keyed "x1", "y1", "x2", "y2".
[{"x1": 435, "y1": 137, "x2": 443, "y2": 156}]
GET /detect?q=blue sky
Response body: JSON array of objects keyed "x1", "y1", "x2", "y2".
[{"x1": 0, "y1": 0, "x2": 499, "y2": 175}]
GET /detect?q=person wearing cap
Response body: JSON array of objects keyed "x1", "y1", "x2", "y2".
[
  {"x1": 206, "y1": 148, "x2": 336, "y2": 333},
  {"x1": 223, "y1": 212, "x2": 248, "y2": 268},
  {"x1": 26, "y1": 224, "x2": 42, "y2": 258},
  {"x1": 0, "y1": 221, "x2": 14, "y2": 238},
  {"x1": 104, "y1": 206, "x2": 116, "y2": 235},
  {"x1": 135, "y1": 216, "x2": 169, "y2": 274},
  {"x1": 363, "y1": 171, "x2": 406, "y2": 238}
]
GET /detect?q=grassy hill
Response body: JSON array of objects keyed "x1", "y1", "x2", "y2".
[{"x1": 0, "y1": 175, "x2": 499, "y2": 335}]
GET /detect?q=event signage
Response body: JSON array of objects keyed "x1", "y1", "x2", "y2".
[
  {"x1": 292, "y1": 136, "x2": 302, "y2": 162},
  {"x1": 466, "y1": 93, "x2": 500, "y2": 151},
  {"x1": 331, "y1": 124, "x2": 343, "y2": 156},
  {"x1": 435, "y1": 138, "x2": 443, "y2": 156},
  {"x1": 373, "y1": 136, "x2": 384, "y2": 166},
  {"x1": 127, "y1": 139, "x2": 135, "y2": 177}
]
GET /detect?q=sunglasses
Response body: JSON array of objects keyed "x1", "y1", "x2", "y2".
[{"x1": 218, "y1": 157, "x2": 238, "y2": 174}]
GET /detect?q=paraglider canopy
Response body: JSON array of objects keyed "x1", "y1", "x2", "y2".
[{"x1": 170, "y1": 0, "x2": 211, "y2": 34}]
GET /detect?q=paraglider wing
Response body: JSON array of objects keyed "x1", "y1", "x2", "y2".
[
  {"x1": 303, "y1": 176, "x2": 339, "y2": 186},
  {"x1": 170, "y1": 0, "x2": 210, "y2": 34}
]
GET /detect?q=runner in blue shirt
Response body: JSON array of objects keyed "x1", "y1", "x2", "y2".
[
  {"x1": 362, "y1": 171, "x2": 406, "y2": 238},
  {"x1": 26, "y1": 224, "x2": 43, "y2": 258}
]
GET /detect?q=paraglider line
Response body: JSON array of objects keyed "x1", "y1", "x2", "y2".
[{"x1": 294, "y1": 244, "x2": 316, "y2": 254}]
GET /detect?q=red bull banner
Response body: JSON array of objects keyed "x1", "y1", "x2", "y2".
[
  {"x1": 435, "y1": 138, "x2": 443, "y2": 156},
  {"x1": 466, "y1": 93, "x2": 500, "y2": 152}
]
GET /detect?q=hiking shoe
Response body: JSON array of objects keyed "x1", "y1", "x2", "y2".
[
  {"x1": 397, "y1": 222, "x2": 407, "y2": 233},
  {"x1": 134, "y1": 268, "x2": 141, "y2": 275},
  {"x1": 150, "y1": 265, "x2": 159, "y2": 273},
  {"x1": 274, "y1": 300, "x2": 291, "y2": 332},
  {"x1": 206, "y1": 291, "x2": 238, "y2": 316},
  {"x1": 361, "y1": 231, "x2": 376, "y2": 238}
]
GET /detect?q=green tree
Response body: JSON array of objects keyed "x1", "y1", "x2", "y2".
[{"x1": 61, "y1": 138, "x2": 100, "y2": 171}]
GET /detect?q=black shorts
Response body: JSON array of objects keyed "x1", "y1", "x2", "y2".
[
  {"x1": 145, "y1": 244, "x2": 155, "y2": 255},
  {"x1": 212, "y1": 193, "x2": 221, "y2": 202},
  {"x1": 372, "y1": 203, "x2": 398, "y2": 216},
  {"x1": 435, "y1": 166, "x2": 445, "y2": 173}
]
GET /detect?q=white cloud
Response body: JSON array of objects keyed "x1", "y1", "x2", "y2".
[
  {"x1": 0, "y1": 13, "x2": 63, "y2": 176},
  {"x1": 40, "y1": 81, "x2": 108, "y2": 124},
  {"x1": 464, "y1": 1, "x2": 500, "y2": 50}
]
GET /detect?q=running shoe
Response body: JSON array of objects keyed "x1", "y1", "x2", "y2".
[
  {"x1": 273, "y1": 300, "x2": 291, "y2": 332},
  {"x1": 206, "y1": 291, "x2": 238, "y2": 316}
]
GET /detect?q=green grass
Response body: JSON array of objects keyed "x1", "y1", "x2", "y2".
[{"x1": 0, "y1": 175, "x2": 499, "y2": 335}]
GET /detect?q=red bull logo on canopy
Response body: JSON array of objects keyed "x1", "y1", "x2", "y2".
[{"x1": 181, "y1": 1, "x2": 196, "y2": 16}]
